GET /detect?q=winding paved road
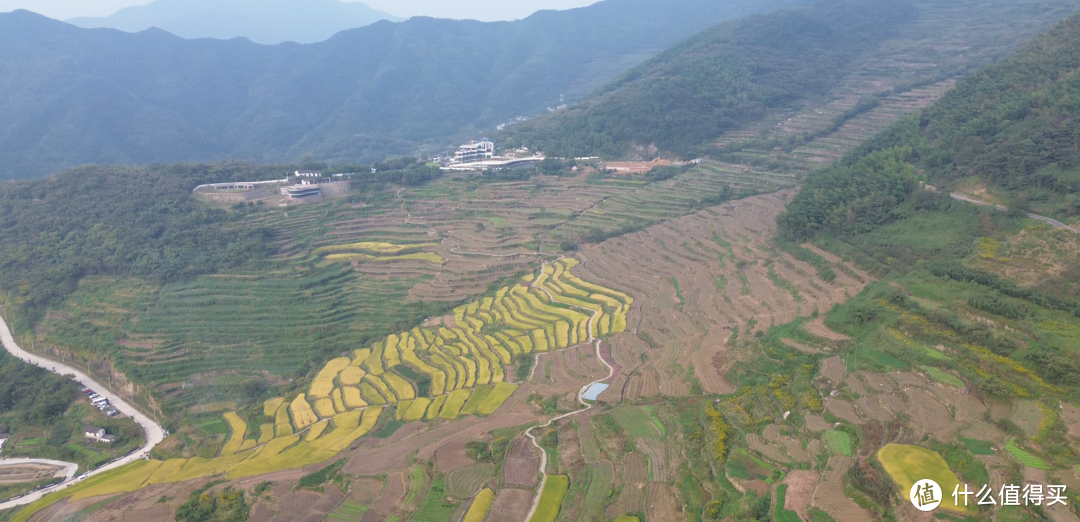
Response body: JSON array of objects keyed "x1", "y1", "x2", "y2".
[{"x1": 0, "y1": 316, "x2": 165, "y2": 511}]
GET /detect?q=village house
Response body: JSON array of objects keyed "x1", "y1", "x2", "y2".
[{"x1": 83, "y1": 426, "x2": 116, "y2": 443}]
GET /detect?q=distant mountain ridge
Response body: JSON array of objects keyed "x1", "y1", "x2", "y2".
[
  {"x1": 66, "y1": 0, "x2": 402, "y2": 45},
  {"x1": 0, "y1": 0, "x2": 806, "y2": 179}
]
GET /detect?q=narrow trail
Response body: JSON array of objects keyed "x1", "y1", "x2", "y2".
[
  {"x1": 950, "y1": 193, "x2": 1080, "y2": 234},
  {"x1": 0, "y1": 316, "x2": 166, "y2": 510},
  {"x1": 522, "y1": 259, "x2": 615, "y2": 522}
]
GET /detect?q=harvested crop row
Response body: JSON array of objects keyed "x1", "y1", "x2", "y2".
[
  {"x1": 339, "y1": 365, "x2": 366, "y2": 386},
  {"x1": 476, "y1": 383, "x2": 519, "y2": 416},
  {"x1": 463, "y1": 488, "x2": 495, "y2": 522},
  {"x1": 315, "y1": 398, "x2": 337, "y2": 418},
  {"x1": 275, "y1": 402, "x2": 293, "y2": 437},
  {"x1": 404, "y1": 398, "x2": 431, "y2": 421},
  {"x1": 220, "y1": 411, "x2": 247, "y2": 456},
  {"x1": 440, "y1": 389, "x2": 472, "y2": 420},
  {"x1": 310, "y1": 357, "x2": 351, "y2": 398},
  {"x1": 290, "y1": 394, "x2": 319, "y2": 430}
]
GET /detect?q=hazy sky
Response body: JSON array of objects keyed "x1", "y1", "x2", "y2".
[{"x1": 0, "y1": 0, "x2": 598, "y2": 21}]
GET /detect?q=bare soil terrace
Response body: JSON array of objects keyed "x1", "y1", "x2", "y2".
[{"x1": 573, "y1": 190, "x2": 868, "y2": 400}]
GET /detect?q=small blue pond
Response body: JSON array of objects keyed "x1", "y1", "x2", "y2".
[{"x1": 582, "y1": 383, "x2": 610, "y2": 401}]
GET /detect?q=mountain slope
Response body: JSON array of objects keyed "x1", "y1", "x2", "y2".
[
  {"x1": 66, "y1": 0, "x2": 401, "y2": 45},
  {"x1": 500, "y1": 0, "x2": 1080, "y2": 161},
  {"x1": 0, "y1": 0, "x2": 804, "y2": 179},
  {"x1": 501, "y1": 0, "x2": 916, "y2": 158},
  {"x1": 780, "y1": 11, "x2": 1080, "y2": 242}
]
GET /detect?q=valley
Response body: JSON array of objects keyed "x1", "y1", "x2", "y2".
[{"x1": 3, "y1": 0, "x2": 1080, "y2": 521}]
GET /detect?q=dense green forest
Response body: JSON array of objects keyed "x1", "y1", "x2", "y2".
[
  {"x1": 780, "y1": 12, "x2": 1080, "y2": 240},
  {"x1": 500, "y1": 0, "x2": 917, "y2": 158},
  {"x1": 0, "y1": 0, "x2": 800, "y2": 178},
  {"x1": 0, "y1": 350, "x2": 79, "y2": 428},
  {"x1": 0, "y1": 163, "x2": 284, "y2": 325}
]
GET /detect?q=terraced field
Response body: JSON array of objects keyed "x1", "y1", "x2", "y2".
[
  {"x1": 573, "y1": 191, "x2": 868, "y2": 400},
  {"x1": 20, "y1": 3, "x2": 1080, "y2": 520},
  {"x1": 14, "y1": 258, "x2": 632, "y2": 519},
  {"x1": 711, "y1": 0, "x2": 1080, "y2": 178},
  {"x1": 259, "y1": 257, "x2": 630, "y2": 424}
]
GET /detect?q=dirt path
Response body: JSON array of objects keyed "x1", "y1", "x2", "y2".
[
  {"x1": 951, "y1": 193, "x2": 1080, "y2": 234},
  {"x1": 522, "y1": 259, "x2": 615, "y2": 522}
]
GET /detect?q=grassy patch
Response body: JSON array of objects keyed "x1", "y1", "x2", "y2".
[
  {"x1": 582, "y1": 461, "x2": 614, "y2": 519},
  {"x1": 919, "y1": 366, "x2": 964, "y2": 387},
  {"x1": 864, "y1": 350, "x2": 908, "y2": 369},
  {"x1": 877, "y1": 444, "x2": 974, "y2": 514},
  {"x1": 297, "y1": 459, "x2": 346, "y2": 490},
  {"x1": 327, "y1": 501, "x2": 368, "y2": 521},
  {"x1": 413, "y1": 477, "x2": 458, "y2": 522},
  {"x1": 726, "y1": 448, "x2": 774, "y2": 481},
  {"x1": 1005, "y1": 439, "x2": 1049, "y2": 469},
  {"x1": 373, "y1": 420, "x2": 404, "y2": 439},
  {"x1": 612, "y1": 406, "x2": 664, "y2": 439},
  {"x1": 529, "y1": 475, "x2": 570, "y2": 522},
  {"x1": 823, "y1": 430, "x2": 852, "y2": 456},
  {"x1": 957, "y1": 437, "x2": 995, "y2": 456},
  {"x1": 808, "y1": 507, "x2": 838, "y2": 522}
]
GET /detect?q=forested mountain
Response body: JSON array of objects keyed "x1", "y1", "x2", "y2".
[
  {"x1": 66, "y1": 0, "x2": 401, "y2": 45},
  {"x1": 0, "y1": 0, "x2": 803, "y2": 179},
  {"x1": 500, "y1": 0, "x2": 917, "y2": 159},
  {"x1": 499, "y1": 0, "x2": 1080, "y2": 160},
  {"x1": 0, "y1": 163, "x2": 281, "y2": 324},
  {"x1": 774, "y1": 12, "x2": 1080, "y2": 414},
  {"x1": 780, "y1": 11, "x2": 1080, "y2": 241}
]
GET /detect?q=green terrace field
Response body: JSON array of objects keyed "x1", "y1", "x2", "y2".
[
  {"x1": 547, "y1": 162, "x2": 783, "y2": 243},
  {"x1": 13, "y1": 258, "x2": 633, "y2": 519},
  {"x1": 37, "y1": 265, "x2": 449, "y2": 409},
  {"x1": 30, "y1": 154, "x2": 795, "y2": 421}
]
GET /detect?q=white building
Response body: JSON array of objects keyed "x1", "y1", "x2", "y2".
[
  {"x1": 294, "y1": 170, "x2": 322, "y2": 178},
  {"x1": 281, "y1": 185, "x2": 322, "y2": 199},
  {"x1": 453, "y1": 140, "x2": 496, "y2": 164},
  {"x1": 83, "y1": 427, "x2": 116, "y2": 443}
]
